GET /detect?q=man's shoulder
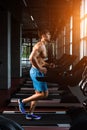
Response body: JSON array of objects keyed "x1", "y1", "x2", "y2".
[
  {"x1": 34, "y1": 41, "x2": 42, "y2": 48},
  {"x1": 37, "y1": 41, "x2": 42, "y2": 45}
]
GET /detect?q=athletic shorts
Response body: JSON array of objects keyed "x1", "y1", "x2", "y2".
[{"x1": 30, "y1": 67, "x2": 48, "y2": 92}]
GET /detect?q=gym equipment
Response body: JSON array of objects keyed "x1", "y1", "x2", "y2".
[
  {"x1": 1, "y1": 112, "x2": 71, "y2": 127},
  {"x1": 7, "y1": 97, "x2": 81, "y2": 108},
  {"x1": 37, "y1": 56, "x2": 87, "y2": 86},
  {"x1": 54, "y1": 54, "x2": 76, "y2": 68},
  {"x1": 68, "y1": 62, "x2": 87, "y2": 106},
  {"x1": 67, "y1": 107, "x2": 87, "y2": 130},
  {"x1": 0, "y1": 115, "x2": 24, "y2": 130},
  {"x1": 46, "y1": 54, "x2": 77, "y2": 78},
  {"x1": 79, "y1": 66, "x2": 87, "y2": 96},
  {"x1": 36, "y1": 56, "x2": 87, "y2": 107}
]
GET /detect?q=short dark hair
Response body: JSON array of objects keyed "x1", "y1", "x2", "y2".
[{"x1": 38, "y1": 29, "x2": 50, "y2": 38}]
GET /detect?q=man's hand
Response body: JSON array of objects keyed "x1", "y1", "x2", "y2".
[
  {"x1": 49, "y1": 63, "x2": 55, "y2": 68},
  {"x1": 40, "y1": 67, "x2": 47, "y2": 74}
]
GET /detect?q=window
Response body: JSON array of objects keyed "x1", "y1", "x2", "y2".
[
  {"x1": 80, "y1": 0, "x2": 87, "y2": 59},
  {"x1": 64, "y1": 26, "x2": 66, "y2": 53},
  {"x1": 21, "y1": 38, "x2": 38, "y2": 67},
  {"x1": 70, "y1": 16, "x2": 73, "y2": 55}
]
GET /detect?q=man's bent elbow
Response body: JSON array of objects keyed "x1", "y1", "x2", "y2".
[{"x1": 29, "y1": 57, "x2": 35, "y2": 64}]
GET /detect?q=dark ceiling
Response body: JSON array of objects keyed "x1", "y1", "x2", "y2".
[
  {"x1": 22, "y1": 0, "x2": 73, "y2": 38},
  {"x1": 0, "y1": 0, "x2": 73, "y2": 38}
]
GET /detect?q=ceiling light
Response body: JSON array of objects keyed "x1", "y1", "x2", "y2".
[
  {"x1": 22, "y1": 0, "x2": 27, "y2": 7},
  {"x1": 30, "y1": 15, "x2": 34, "y2": 21}
]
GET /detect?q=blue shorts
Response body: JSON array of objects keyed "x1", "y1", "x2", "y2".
[{"x1": 30, "y1": 67, "x2": 48, "y2": 92}]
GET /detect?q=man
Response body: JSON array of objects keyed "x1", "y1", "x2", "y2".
[{"x1": 18, "y1": 29, "x2": 53, "y2": 120}]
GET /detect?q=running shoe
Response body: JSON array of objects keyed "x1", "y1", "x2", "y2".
[
  {"x1": 26, "y1": 113, "x2": 41, "y2": 120},
  {"x1": 18, "y1": 99, "x2": 26, "y2": 114}
]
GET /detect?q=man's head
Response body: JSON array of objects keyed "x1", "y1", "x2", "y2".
[{"x1": 38, "y1": 29, "x2": 51, "y2": 42}]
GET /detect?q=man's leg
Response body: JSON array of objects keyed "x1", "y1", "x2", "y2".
[
  {"x1": 18, "y1": 90, "x2": 48, "y2": 119},
  {"x1": 18, "y1": 99, "x2": 26, "y2": 114},
  {"x1": 22, "y1": 90, "x2": 48, "y2": 103},
  {"x1": 25, "y1": 100, "x2": 40, "y2": 120},
  {"x1": 29, "y1": 91, "x2": 39, "y2": 114},
  {"x1": 29, "y1": 90, "x2": 48, "y2": 113},
  {"x1": 29, "y1": 100, "x2": 37, "y2": 114},
  {"x1": 18, "y1": 92, "x2": 40, "y2": 114},
  {"x1": 25, "y1": 91, "x2": 48, "y2": 120}
]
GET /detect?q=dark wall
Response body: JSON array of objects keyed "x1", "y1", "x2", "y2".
[{"x1": 11, "y1": 17, "x2": 20, "y2": 78}]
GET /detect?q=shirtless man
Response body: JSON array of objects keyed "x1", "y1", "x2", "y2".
[{"x1": 18, "y1": 29, "x2": 52, "y2": 120}]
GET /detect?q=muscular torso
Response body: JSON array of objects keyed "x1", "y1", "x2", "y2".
[{"x1": 29, "y1": 41, "x2": 48, "y2": 68}]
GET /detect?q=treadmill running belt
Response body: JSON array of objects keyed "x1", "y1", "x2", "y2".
[{"x1": 1, "y1": 113, "x2": 71, "y2": 126}]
